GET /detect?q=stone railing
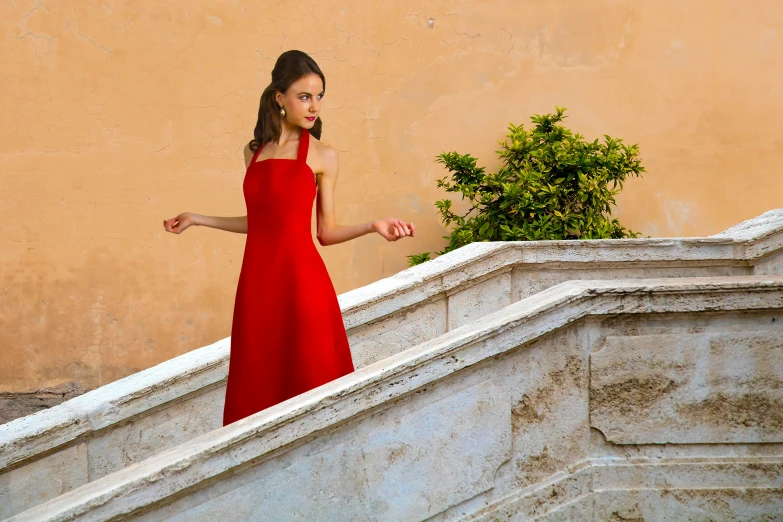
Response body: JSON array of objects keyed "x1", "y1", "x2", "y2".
[
  {"x1": 2, "y1": 207, "x2": 783, "y2": 517},
  {"x1": 8, "y1": 276, "x2": 783, "y2": 520}
]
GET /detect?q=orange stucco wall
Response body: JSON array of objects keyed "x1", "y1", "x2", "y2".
[{"x1": 2, "y1": 1, "x2": 783, "y2": 393}]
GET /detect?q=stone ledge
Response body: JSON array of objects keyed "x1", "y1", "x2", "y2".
[
  {"x1": 3, "y1": 209, "x2": 783, "y2": 478},
  {"x1": 3, "y1": 208, "x2": 783, "y2": 520},
  {"x1": 0, "y1": 338, "x2": 229, "y2": 471},
  {"x1": 341, "y1": 205, "x2": 783, "y2": 325},
  {"x1": 469, "y1": 457, "x2": 783, "y2": 521},
  {"x1": 711, "y1": 207, "x2": 783, "y2": 241},
  {"x1": 9, "y1": 275, "x2": 783, "y2": 521}
]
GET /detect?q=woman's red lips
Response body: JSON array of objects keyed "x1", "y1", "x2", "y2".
[{"x1": 306, "y1": 116, "x2": 316, "y2": 120}]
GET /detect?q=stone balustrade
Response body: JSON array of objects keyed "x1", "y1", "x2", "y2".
[
  {"x1": 7, "y1": 276, "x2": 783, "y2": 520},
  {"x1": 2, "y1": 207, "x2": 783, "y2": 518}
]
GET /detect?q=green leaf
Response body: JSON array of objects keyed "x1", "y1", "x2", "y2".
[{"x1": 416, "y1": 106, "x2": 645, "y2": 264}]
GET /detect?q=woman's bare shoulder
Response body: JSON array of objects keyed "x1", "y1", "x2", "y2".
[
  {"x1": 242, "y1": 142, "x2": 255, "y2": 170},
  {"x1": 310, "y1": 136, "x2": 337, "y2": 161},
  {"x1": 308, "y1": 135, "x2": 337, "y2": 175}
]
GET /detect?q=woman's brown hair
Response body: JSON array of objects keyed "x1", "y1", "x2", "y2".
[{"x1": 249, "y1": 50, "x2": 325, "y2": 153}]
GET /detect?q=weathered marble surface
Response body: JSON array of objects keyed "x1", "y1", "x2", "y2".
[
  {"x1": 7, "y1": 276, "x2": 783, "y2": 521},
  {"x1": 592, "y1": 331, "x2": 783, "y2": 445},
  {"x1": 3, "y1": 208, "x2": 783, "y2": 517}
]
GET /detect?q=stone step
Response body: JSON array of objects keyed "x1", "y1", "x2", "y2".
[{"x1": 7, "y1": 275, "x2": 783, "y2": 520}]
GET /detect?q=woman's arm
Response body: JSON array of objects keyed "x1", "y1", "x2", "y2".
[
  {"x1": 163, "y1": 212, "x2": 247, "y2": 234},
  {"x1": 314, "y1": 145, "x2": 415, "y2": 246},
  {"x1": 318, "y1": 220, "x2": 377, "y2": 246},
  {"x1": 194, "y1": 214, "x2": 248, "y2": 234}
]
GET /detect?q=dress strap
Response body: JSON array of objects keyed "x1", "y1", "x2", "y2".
[{"x1": 296, "y1": 127, "x2": 309, "y2": 162}]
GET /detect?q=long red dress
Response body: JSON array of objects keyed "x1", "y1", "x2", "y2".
[{"x1": 222, "y1": 126, "x2": 356, "y2": 426}]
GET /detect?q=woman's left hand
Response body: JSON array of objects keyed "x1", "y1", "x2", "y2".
[{"x1": 372, "y1": 218, "x2": 415, "y2": 242}]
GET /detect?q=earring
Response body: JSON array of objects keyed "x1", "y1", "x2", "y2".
[{"x1": 279, "y1": 105, "x2": 286, "y2": 117}]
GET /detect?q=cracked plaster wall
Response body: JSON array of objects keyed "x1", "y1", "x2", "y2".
[{"x1": 2, "y1": 1, "x2": 783, "y2": 398}]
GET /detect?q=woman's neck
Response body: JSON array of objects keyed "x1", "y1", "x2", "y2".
[{"x1": 276, "y1": 124, "x2": 301, "y2": 147}]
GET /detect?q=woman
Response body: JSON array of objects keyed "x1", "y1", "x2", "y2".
[{"x1": 163, "y1": 50, "x2": 415, "y2": 426}]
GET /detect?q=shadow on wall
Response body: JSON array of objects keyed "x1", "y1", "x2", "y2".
[{"x1": 0, "y1": 381, "x2": 90, "y2": 424}]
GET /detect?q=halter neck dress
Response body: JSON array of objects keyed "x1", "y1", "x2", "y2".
[{"x1": 222, "y1": 127, "x2": 356, "y2": 426}]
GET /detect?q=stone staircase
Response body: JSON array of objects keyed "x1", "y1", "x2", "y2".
[{"x1": 2, "y1": 208, "x2": 783, "y2": 520}]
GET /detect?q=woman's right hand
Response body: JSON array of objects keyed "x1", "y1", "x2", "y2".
[{"x1": 163, "y1": 212, "x2": 198, "y2": 234}]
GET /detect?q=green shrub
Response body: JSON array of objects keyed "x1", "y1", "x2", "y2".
[{"x1": 407, "y1": 107, "x2": 645, "y2": 267}]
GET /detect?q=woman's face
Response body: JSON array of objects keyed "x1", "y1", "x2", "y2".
[{"x1": 278, "y1": 73, "x2": 324, "y2": 129}]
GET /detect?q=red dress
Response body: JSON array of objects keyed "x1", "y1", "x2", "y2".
[{"x1": 222, "y1": 127, "x2": 355, "y2": 426}]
